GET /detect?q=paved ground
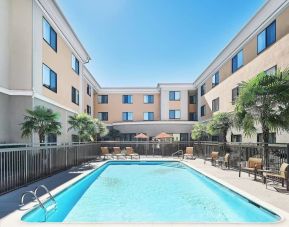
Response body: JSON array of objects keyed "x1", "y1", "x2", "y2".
[{"x1": 0, "y1": 157, "x2": 289, "y2": 226}]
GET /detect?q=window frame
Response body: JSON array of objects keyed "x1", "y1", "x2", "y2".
[
  {"x1": 122, "y1": 95, "x2": 133, "y2": 104},
  {"x1": 189, "y1": 95, "x2": 197, "y2": 104},
  {"x1": 257, "y1": 21, "x2": 276, "y2": 54},
  {"x1": 42, "y1": 63, "x2": 57, "y2": 93},
  {"x1": 122, "y1": 112, "x2": 133, "y2": 121},
  {"x1": 86, "y1": 105, "x2": 91, "y2": 115},
  {"x1": 189, "y1": 112, "x2": 197, "y2": 121},
  {"x1": 212, "y1": 71, "x2": 220, "y2": 87},
  {"x1": 232, "y1": 86, "x2": 240, "y2": 105},
  {"x1": 144, "y1": 95, "x2": 154, "y2": 104},
  {"x1": 144, "y1": 112, "x2": 154, "y2": 121},
  {"x1": 42, "y1": 17, "x2": 57, "y2": 52},
  {"x1": 71, "y1": 54, "x2": 80, "y2": 75},
  {"x1": 212, "y1": 97, "x2": 220, "y2": 112},
  {"x1": 232, "y1": 50, "x2": 243, "y2": 73},
  {"x1": 87, "y1": 84, "x2": 91, "y2": 96},
  {"x1": 200, "y1": 84, "x2": 206, "y2": 96},
  {"x1": 169, "y1": 91, "x2": 181, "y2": 101},
  {"x1": 169, "y1": 110, "x2": 181, "y2": 119},
  {"x1": 71, "y1": 86, "x2": 79, "y2": 105},
  {"x1": 98, "y1": 95, "x2": 108, "y2": 104},
  {"x1": 98, "y1": 112, "x2": 108, "y2": 121},
  {"x1": 200, "y1": 105, "x2": 206, "y2": 117}
]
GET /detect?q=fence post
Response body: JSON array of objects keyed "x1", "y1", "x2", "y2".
[
  {"x1": 287, "y1": 144, "x2": 289, "y2": 164},
  {"x1": 65, "y1": 146, "x2": 68, "y2": 168},
  {"x1": 25, "y1": 149, "x2": 28, "y2": 184}
]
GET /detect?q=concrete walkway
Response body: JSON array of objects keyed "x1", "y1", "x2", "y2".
[{"x1": 185, "y1": 159, "x2": 289, "y2": 213}]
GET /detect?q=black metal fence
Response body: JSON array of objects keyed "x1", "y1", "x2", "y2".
[
  {"x1": 0, "y1": 143, "x2": 100, "y2": 195},
  {"x1": 0, "y1": 141, "x2": 288, "y2": 195}
]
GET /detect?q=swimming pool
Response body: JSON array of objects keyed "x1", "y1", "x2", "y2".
[{"x1": 22, "y1": 161, "x2": 280, "y2": 223}]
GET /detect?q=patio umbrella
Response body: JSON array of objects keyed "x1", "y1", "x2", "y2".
[
  {"x1": 134, "y1": 133, "x2": 149, "y2": 139},
  {"x1": 155, "y1": 132, "x2": 173, "y2": 139}
]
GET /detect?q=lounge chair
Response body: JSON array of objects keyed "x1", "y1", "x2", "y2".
[
  {"x1": 264, "y1": 163, "x2": 289, "y2": 189},
  {"x1": 183, "y1": 147, "x2": 194, "y2": 159},
  {"x1": 100, "y1": 147, "x2": 113, "y2": 160},
  {"x1": 113, "y1": 147, "x2": 125, "y2": 160},
  {"x1": 125, "y1": 147, "x2": 140, "y2": 159},
  {"x1": 204, "y1": 151, "x2": 219, "y2": 166},
  {"x1": 239, "y1": 157, "x2": 263, "y2": 180}
]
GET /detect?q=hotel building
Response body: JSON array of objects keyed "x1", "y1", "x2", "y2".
[{"x1": 0, "y1": 0, "x2": 289, "y2": 144}]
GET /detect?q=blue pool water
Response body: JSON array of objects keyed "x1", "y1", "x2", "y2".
[{"x1": 22, "y1": 161, "x2": 280, "y2": 223}]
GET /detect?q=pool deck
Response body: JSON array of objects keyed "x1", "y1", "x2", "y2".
[{"x1": 1, "y1": 157, "x2": 289, "y2": 226}]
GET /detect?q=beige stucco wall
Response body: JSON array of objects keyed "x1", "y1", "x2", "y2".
[
  {"x1": 94, "y1": 93, "x2": 160, "y2": 123},
  {"x1": 0, "y1": 0, "x2": 33, "y2": 90}
]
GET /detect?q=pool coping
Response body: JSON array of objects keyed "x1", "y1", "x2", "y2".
[{"x1": 1, "y1": 159, "x2": 289, "y2": 227}]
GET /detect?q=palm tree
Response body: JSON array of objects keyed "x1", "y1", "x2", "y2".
[
  {"x1": 235, "y1": 69, "x2": 289, "y2": 166},
  {"x1": 191, "y1": 122, "x2": 207, "y2": 141},
  {"x1": 68, "y1": 113, "x2": 108, "y2": 142},
  {"x1": 207, "y1": 112, "x2": 234, "y2": 143},
  {"x1": 21, "y1": 106, "x2": 62, "y2": 144}
]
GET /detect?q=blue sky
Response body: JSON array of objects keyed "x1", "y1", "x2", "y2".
[{"x1": 57, "y1": 0, "x2": 265, "y2": 87}]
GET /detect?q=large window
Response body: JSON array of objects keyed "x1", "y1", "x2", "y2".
[
  {"x1": 122, "y1": 95, "x2": 133, "y2": 104},
  {"x1": 71, "y1": 87, "x2": 79, "y2": 105},
  {"x1": 212, "y1": 72, "x2": 220, "y2": 87},
  {"x1": 71, "y1": 55, "x2": 79, "y2": 75},
  {"x1": 231, "y1": 134, "x2": 242, "y2": 142},
  {"x1": 257, "y1": 132, "x2": 276, "y2": 144},
  {"x1": 43, "y1": 18, "x2": 57, "y2": 51},
  {"x1": 98, "y1": 112, "x2": 108, "y2": 121},
  {"x1": 232, "y1": 50, "x2": 243, "y2": 73},
  {"x1": 265, "y1": 65, "x2": 277, "y2": 76},
  {"x1": 169, "y1": 110, "x2": 181, "y2": 119},
  {"x1": 98, "y1": 95, "x2": 108, "y2": 104},
  {"x1": 212, "y1": 98, "x2": 220, "y2": 112},
  {"x1": 47, "y1": 133, "x2": 57, "y2": 145},
  {"x1": 200, "y1": 84, "x2": 206, "y2": 96},
  {"x1": 144, "y1": 112, "x2": 154, "y2": 121},
  {"x1": 42, "y1": 64, "x2": 57, "y2": 93},
  {"x1": 257, "y1": 21, "x2": 276, "y2": 54},
  {"x1": 169, "y1": 91, "x2": 181, "y2": 101},
  {"x1": 189, "y1": 95, "x2": 197, "y2": 104},
  {"x1": 200, "y1": 105, "x2": 206, "y2": 117},
  {"x1": 232, "y1": 86, "x2": 240, "y2": 105},
  {"x1": 87, "y1": 84, "x2": 91, "y2": 96},
  {"x1": 144, "y1": 95, "x2": 154, "y2": 104},
  {"x1": 122, "y1": 112, "x2": 133, "y2": 121},
  {"x1": 189, "y1": 112, "x2": 197, "y2": 121},
  {"x1": 86, "y1": 105, "x2": 91, "y2": 115}
]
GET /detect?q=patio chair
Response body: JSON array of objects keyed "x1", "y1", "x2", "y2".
[
  {"x1": 113, "y1": 147, "x2": 125, "y2": 160},
  {"x1": 183, "y1": 147, "x2": 194, "y2": 159},
  {"x1": 100, "y1": 147, "x2": 113, "y2": 160},
  {"x1": 264, "y1": 163, "x2": 289, "y2": 189},
  {"x1": 239, "y1": 157, "x2": 263, "y2": 180},
  {"x1": 204, "y1": 151, "x2": 219, "y2": 166},
  {"x1": 125, "y1": 147, "x2": 140, "y2": 159}
]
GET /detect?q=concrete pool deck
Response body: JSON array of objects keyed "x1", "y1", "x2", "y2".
[{"x1": 0, "y1": 157, "x2": 289, "y2": 226}]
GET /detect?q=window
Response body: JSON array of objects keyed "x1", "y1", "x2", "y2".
[
  {"x1": 144, "y1": 112, "x2": 154, "y2": 121},
  {"x1": 212, "y1": 136, "x2": 219, "y2": 142},
  {"x1": 231, "y1": 134, "x2": 242, "y2": 142},
  {"x1": 87, "y1": 84, "x2": 91, "y2": 96},
  {"x1": 71, "y1": 87, "x2": 79, "y2": 105},
  {"x1": 189, "y1": 95, "x2": 197, "y2": 104},
  {"x1": 144, "y1": 95, "x2": 154, "y2": 104},
  {"x1": 47, "y1": 133, "x2": 57, "y2": 145},
  {"x1": 265, "y1": 65, "x2": 277, "y2": 76},
  {"x1": 169, "y1": 110, "x2": 181, "y2": 119},
  {"x1": 257, "y1": 21, "x2": 276, "y2": 54},
  {"x1": 212, "y1": 72, "x2": 220, "y2": 87},
  {"x1": 232, "y1": 86, "x2": 240, "y2": 104},
  {"x1": 201, "y1": 84, "x2": 206, "y2": 96},
  {"x1": 42, "y1": 64, "x2": 57, "y2": 93},
  {"x1": 212, "y1": 98, "x2": 220, "y2": 112},
  {"x1": 189, "y1": 112, "x2": 197, "y2": 121},
  {"x1": 42, "y1": 18, "x2": 57, "y2": 51},
  {"x1": 86, "y1": 105, "x2": 91, "y2": 115},
  {"x1": 169, "y1": 91, "x2": 181, "y2": 101},
  {"x1": 122, "y1": 95, "x2": 133, "y2": 104},
  {"x1": 257, "y1": 133, "x2": 276, "y2": 144},
  {"x1": 200, "y1": 105, "x2": 206, "y2": 117},
  {"x1": 71, "y1": 55, "x2": 79, "y2": 75},
  {"x1": 122, "y1": 112, "x2": 133, "y2": 121},
  {"x1": 98, "y1": 112, "x2": 108, "y2": 121},
  {"x1": 98, "y1": 95, "x2": 108, "y2": 104},
  {"x1": 232, "y1": 50, "x2": 243, "y2": 73}
]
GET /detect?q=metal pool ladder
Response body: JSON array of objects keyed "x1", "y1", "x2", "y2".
[
  {"x1": 20, "y1": 184, "x2": 57, "y2": 221},
  {"x1": 172, "y1": 150, "x2": 183, "y2": 160}
]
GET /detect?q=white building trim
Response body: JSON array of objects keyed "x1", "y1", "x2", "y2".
[{"x1": 0, "y1": 87, "x2": 33, "y2": 96}]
